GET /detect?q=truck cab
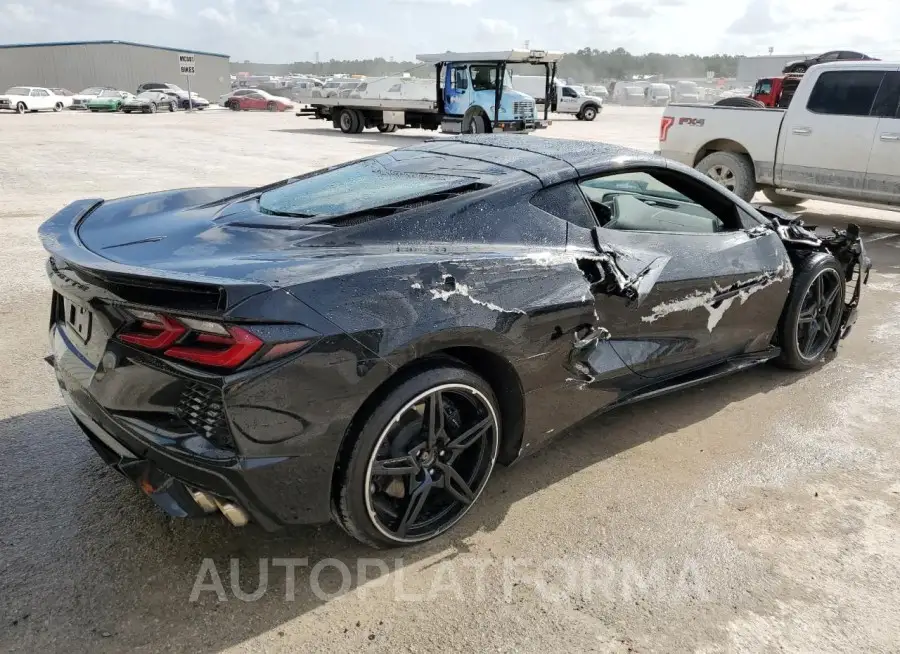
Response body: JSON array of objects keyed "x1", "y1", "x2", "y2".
[
  {"x1": 555, "y1": 84, "x2": 604, "y2": 120},
  {"x1": 751, "y1": 75, "x2": 803, "y2": 108}
]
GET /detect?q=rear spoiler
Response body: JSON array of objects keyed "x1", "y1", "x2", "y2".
[{"x1": 38, "y1": 198, "x2": 272, "y2": 309}]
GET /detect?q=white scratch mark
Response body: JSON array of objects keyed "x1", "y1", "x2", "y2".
[
  {"x1": 410, "y1": 282, "x2": 423, "y2": 289},
  {"x1": 429, "y1": 283, "x2": 526, "y2": 314},
  {"x1": 641, "y1": 264, "x2": 788, "y2": 332}
]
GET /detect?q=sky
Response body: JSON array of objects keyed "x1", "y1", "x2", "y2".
[{"x1": 1, "y1": 0, "x2": 899, "y2": 63}]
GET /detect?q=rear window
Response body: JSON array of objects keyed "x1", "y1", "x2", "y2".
[
  {"x1": 807, "y1": 70, "x2": 885, "y2": 116},
  {"x1": 258, "y1": 156, "x2": 474, "y2": 218},
  {"x1": 4, "y1": 87, "x2": 29, "y2": 95}
]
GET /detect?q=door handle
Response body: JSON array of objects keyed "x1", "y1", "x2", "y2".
[
  {"x1": 791, "y1": 127, "x2": 811, "y2": 135},
  {"x1": 880, "y1": 133, "x2": 900, "y2": 142}
]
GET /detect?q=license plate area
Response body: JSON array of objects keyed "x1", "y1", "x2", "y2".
[{"x1": 63, "y1": 296, "x2": 93, "y2": 343}]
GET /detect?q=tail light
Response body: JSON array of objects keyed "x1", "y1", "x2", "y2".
[
  {"x1": 116, "y1": 310, "x2": 308, "y2": 370},
  {"x1": 659, "y1": 115, "x2": 675, "y2": 142}
]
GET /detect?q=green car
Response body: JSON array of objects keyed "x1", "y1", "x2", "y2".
[{"x1": 86, "y1": 89, "x2": 132, "y2": 112}]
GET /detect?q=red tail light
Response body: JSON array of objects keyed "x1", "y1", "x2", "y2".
[
  {"x1": 165, "y1": 325, "x2": 263, "y2": 368},
  {"x1": 116, "y1": 311, "x2": 306, "y2": 370},
  {"x1": 659, "y1": 115, "x2": 675, "y2": 142}
]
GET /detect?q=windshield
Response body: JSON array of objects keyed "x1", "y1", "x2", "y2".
[
  {"x1": 676, "y1": 82, "x2": 699, "y2": 92},
  {"x1": 79, "y1": 87, "x2": 102, "y2": 95},
  {"x1": 258, "y1": 156, "x2": 472, "y2": 218},
  {"x1": 98, "y1": 90, "x2": 120, "y2": 97},
  {"x1": 4, "y1": 87, "x2": 29, "y2": 95},
  {"x1": 137, "y1": 92, "x2": 156, "y2": 99}
]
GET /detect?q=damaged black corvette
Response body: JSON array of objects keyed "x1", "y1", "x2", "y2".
[{"x1": 39, "y1": 135, "x2": 870, "y2": 547}]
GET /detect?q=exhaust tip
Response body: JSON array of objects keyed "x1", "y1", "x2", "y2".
[
  {"x1": 214, "y1": 499, "x2": 249, "y2": 527},
  {"x1": 190, "y1": 490, "x2": 218, "y2": 514}
]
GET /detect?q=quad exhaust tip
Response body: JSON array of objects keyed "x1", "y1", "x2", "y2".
[
  {"x1": 214, "y1": 498, "x2": 250, "y2": 527},
  {"x1": 191, "y1": 490, "x2": 249, "y2": 527}
]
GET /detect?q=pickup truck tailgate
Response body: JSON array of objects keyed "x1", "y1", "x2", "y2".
[{"x1": 659, "y1": 104, "x2": 786, "y2": 178}]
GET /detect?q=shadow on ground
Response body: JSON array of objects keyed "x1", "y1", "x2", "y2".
[
  {"x1": 273, "y1": 127, "x2": 437, "y2": 147},
  {"x1": 0, "y1": 359, "x2": 814, "y2": 653}
]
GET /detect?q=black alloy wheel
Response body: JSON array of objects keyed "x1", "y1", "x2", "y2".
[
  {"x1": 796, "y1": 268, "x2": 843, "y2": 361},
  {"x1": 336, "y1": 364, "x2": 500, "y2": 547}
]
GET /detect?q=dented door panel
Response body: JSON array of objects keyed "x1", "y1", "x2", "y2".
[{"x1": 581, "y1": 227, "x2": 791, "y2": 379}]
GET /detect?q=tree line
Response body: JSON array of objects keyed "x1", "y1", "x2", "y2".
[{"x1": 231, "y1": 48, "x2": 741, "y2": 82}]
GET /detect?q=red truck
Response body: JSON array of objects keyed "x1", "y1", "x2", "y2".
[{"x1": 750, "y1": 74, "x2": 804, "y2": 108}]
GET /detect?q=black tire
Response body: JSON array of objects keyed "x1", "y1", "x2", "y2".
[
  {"x1": 90, "y1": 109, "x2": 98, "y2": 113},
  {"x1": 714, "y1": 97, "x2": 766, "y2": 108},
  {"x1": 149, "y1": 102, "x2": 157, "y2": 114},
  {"x1": 575, "y1": 113, "x2": 584, "y2": 120},
  {"x1": 141, "y1": 106, "x2": 150, "y2": 114},
  {"x1": 169, "y1": 101, "x2": 176, "y2": 112},
  {"x1": 123, "y1": 109, "x2": 131, "y2": 114},
  {"x1": 377, "y1": 124, "x2": 397, "y2": 133},
  {"x1": 465, "y1": 113, "x2": 487, "y2": 134},
  {"x1": 266, "y1": 101, "x2": 277, "y2": 112},
  {"x1": 335, "y1": 362, "x2": 501, "y2": 548},
  {"x1": 695, "y1": 151, "x2": 756, "y2": 201},
  {"x1": 793, "y1": 65, "x2": 807, "y2": 74},
  {"x1": 54, "y1": 102, "x2": 63, "y2": 112},
  {"x1": 762, "y1": 188, "x2": 805, "y2": 207},
  {"x1": 16, "y1": 102, "x2": 26, "y2": 114},
  {"x1": 338, "y1": 108, "x2": 357, "y2": 133},
  {"x1": 352, "y1": 109, "x2": 365, "y2": 133},
  {"x1": 581, "y1": 104, "x2": 598, "y2": 121},
  {"x1": 775, "y1": 252, "x2": 845, "y2": 371}
]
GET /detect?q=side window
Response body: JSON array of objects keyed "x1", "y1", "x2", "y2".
[
  {"x1": 578, "y1": 170, "x2": 743, "y2": 234},
  {"x1": 562, "y1": 87, "x2": 577, "y2": 98},
  {"x1": 387, "y1": 83, "x2": 401, "y2": 92},
  {"x1": 451, "y1": 67, "x2": 468, "y2": 90},
  {"x1": 757, "y1": 80, "x2": 772, "y2": 95},
  {"x1": 530, "y1": 182, "x2": 597, "y2": 230},
  {"x1": 819, "y1": 51, "x2": 841, "y2": 62},
  {"x1": 807, "y1": 71, "x2": 885, "y2": 116},
  {"x1": 871, "y1": 72, "x2": 900, "y2": 118}
]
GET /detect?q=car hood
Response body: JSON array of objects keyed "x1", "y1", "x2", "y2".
[{"x1": 0, "y1": 94, "x2": 25, "y2": 100}]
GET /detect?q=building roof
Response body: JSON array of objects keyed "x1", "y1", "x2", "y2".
[{"x1": 0, "y1": 40, "x2": 228, "y2": 59}]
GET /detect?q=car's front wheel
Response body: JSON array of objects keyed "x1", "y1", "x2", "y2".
[
  {"x1": 169, "y1": 101, "x2": 177, "y2": 112},
  {"x1": 776, "y1": 251, "x2": 845, "y2": 370},
  {"x1": 335, "y1": 362, "x2": 501, "y2": 548}
]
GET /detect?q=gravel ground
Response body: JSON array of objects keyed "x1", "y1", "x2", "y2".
[{"x1": 2, "y1": 106, "x2": 899, "y2": 653}]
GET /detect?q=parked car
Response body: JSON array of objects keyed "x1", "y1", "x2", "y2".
[
  {"x1": 38, "y1": 135, "x2": 869, "y2": 547},
  {"x1": 658, "y1": 61, "x2": 900, "y2": 209},
  {"x1": 672, "y1": 80, "x2": 701, "y2": 103},
  {"x1": 136, "y1": 82, "x2": 207, "y2": 109},
  {"x1": 782, "y1": 50, "x2": 877, "y2": 74},
  {"x1": 71, "y1": 86, "x2": 117, "y2": 110},
  {"x1": 225, "y1": 91, "x2": 292, "y2": 112},
  {"x1": 122, "y1": 91, "x2": 180, "y2": 114},
  {"x1": 218, "y1": 88, "x2": 257, "y2": 106},
  {"x1": 0, "y1": 86, "x2": 67, "y2": 113},
  {"x1": 86, "y1": 90, "x2": 133, "y2": 112},
  {"x1": 49, "y1": 88, "x2": 74, "y2": 108},
  {"x1": 644, "y1": 83, "x2": 671, "y2": 106}
]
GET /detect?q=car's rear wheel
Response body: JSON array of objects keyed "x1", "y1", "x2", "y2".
[
  {"x1": 16, "y1": 102, "x2": 26, "y2": 114},
  {"x1": 377, "y1": 123, "x2": 397, "y2": 133},
  {"x1": 336, "y1": 363, "x2": 501, "y2": 548},
  {"x1": 776, "y1": 252, "x2": 845, "y2": 370},
  {"x1": 54, "y1": 102, "x2": 63, "y2": 112},
  {"x1": 466, "y1": 113, "x2": 487, "y2": 133},
  {"x1": 169, "y1": 101, "x2": 176, "y2": 112},
  {"x1": 695, "y1": 151, "x2": 756, "y2": 201},
  {"x1": 149, "y1": 102, "x2": 157, "y2": 114},
  {"x1": 338, "y1": 108, "x2": 357, "y2": 133},
  {"x1": 581, "y1": 105, "x2": 598, "y2": 121}
]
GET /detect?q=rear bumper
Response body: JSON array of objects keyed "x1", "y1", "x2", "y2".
[{"x1": 49, "y1": 321, "x2": 349, "y2": 530}]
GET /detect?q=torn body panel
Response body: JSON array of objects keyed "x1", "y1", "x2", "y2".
[{"x1": 754, "y1": 204, "x2": 871, "y2": 347}]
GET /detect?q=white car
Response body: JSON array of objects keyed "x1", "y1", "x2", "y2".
[
  {"x1": 49, "y1": 88, "x2": 75, "y2": 108},
  {"x1": 71, "y1": 86, "x2": 117, "y2": 110},
  {"x1": 0, "y1": 86, "x2": 68, "y2": 113}
]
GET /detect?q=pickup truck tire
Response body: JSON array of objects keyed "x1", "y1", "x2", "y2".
[
  {"x1": 465, "y1": 113, "x2": 487, "y2": 134},
  {"x1": 714, "y1": 97, "x2": 766, "y2": 108},
  {"x1": 581, "y1": 105, "x2": 599, "y2": 121},
  {"x1": 775, "y1": 251, "x2": 845, "y2": 371},
  {"x1": 696, "y1": 151, "x2": 756, "y2": 201},
  {"x1": 761, "y1": 188, "x2": 805, "y2": 207}
]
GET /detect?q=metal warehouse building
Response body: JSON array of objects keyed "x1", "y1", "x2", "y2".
[
  {"x1": 735, "y1": 54, "x2": 810, "y2": 84},
  {"x1": 0, "y1": 40, "x2": 230, "y2": 101}
]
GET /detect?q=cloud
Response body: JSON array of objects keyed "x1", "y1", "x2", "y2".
[
  {"x1": 609, "y1": 1, "x2": 652, "y2": 17},
  {"x1": 199, "y1": 6, "x2": 233, "y2": 26},
  {"x1": 832, "y1": 1, "x2": 860, "y2": 10},
  {"x1": 478, "y1": 18, "x2": 519, "y2": 40},
  {"x1": 391, "y1": 0, "x2": 480, "y2": 4},
  {"x1": 89, "y1": 0, "x2": 176, "y2": 18},
  {"x1": 727, "y1": 0, "x2": 783, "y2": 35},
  {"x1": 1, "y1": 2, "x2": 41, "y2": 22}
]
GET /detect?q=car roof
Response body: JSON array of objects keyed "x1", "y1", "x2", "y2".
[
  {"x1": 811, "y1": 60, "x2": 898, "y2": 71},
  {"x1": 405, "y1": 135, "x2": 665, "y2": 185}
]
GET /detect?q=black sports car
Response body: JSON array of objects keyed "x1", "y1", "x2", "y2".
[
  {"x1": 781, "y1": 50, "x2": 877, "y2": 74},
  {"x1": 39, "y1": 136, "x2": 870, "y2": 548}
]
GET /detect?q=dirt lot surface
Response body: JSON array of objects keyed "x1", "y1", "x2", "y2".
[{"x1": 2, "y1": 106, "x2": 899, "y2": 653}]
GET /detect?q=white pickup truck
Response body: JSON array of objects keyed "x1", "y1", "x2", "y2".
[{"x1": 658, "y1": 61, "x2": 900, "y2": 210}]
